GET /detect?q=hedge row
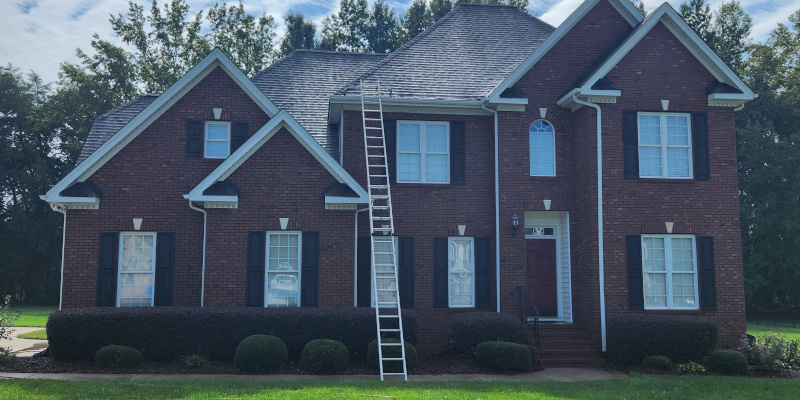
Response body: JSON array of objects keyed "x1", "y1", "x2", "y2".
[
  {"x1": 607, "y1": 315, "x2": 718, "y2": 365},
  {"x1": 47, "y1": 307, "x2": 419, "y2": 362},
  {"x1": 450, "y1": 312, "x2": 527, "y2": 353}
]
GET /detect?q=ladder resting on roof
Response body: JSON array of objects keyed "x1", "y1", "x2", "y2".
[{"x1": 360, "y1": 79, "x2": 409, "y2": 382}]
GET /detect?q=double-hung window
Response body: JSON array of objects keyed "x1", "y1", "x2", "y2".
[
  {"x1": 641, "y1": 234, "x2": 698, "y2": 309},
  {"x1": 397, "y1": 121, "x2": 449, "y2": 183},
  {"x1": 205, "y1": 121, "x2": 231, "y2": 159},
  {"x1": 638, "y1": 113, "x2": 692, "y2": 178},
  {"x1": 529, "y1": 120, "x2": 556, "y2": 176},
  {"x1": 117, "y1": 232, "x2": 156, "y2": 307},
  {"x1": 265, "y1": 232, "x2": 301, "y2": 307},
  {"x1": 448, "y1": 237, "x2": 475, "y2": 307}
]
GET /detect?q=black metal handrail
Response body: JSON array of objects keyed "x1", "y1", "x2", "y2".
[{"x1": 517, "y1": 286, "x2": 540, "y2": 350}]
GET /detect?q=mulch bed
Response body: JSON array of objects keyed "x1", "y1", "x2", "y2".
[{"x1": 0, "y1": 354, "x2": 542, "y2": 376}]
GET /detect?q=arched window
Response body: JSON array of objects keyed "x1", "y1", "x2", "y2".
[{"x1": 529, "y1": 120, "x2": 556, "y2": 176}]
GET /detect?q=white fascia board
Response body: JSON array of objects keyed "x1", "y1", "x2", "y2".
[
  {"x1": 580, "y1": 5, "x2": 754, "y2": 102},
  {"x1": 325, "y1": 195, "x2": 368, "y2": 204},
  {"x1": 492, "y1": 97, "x2": 529, "y2": 105},
  {"x1": 486, "y1": 0, "x2": 644, "y2": 104},
  {"x1": 556, "y1": 89, "x2": 582, "y2": 107},
  {"x1": 44, "y1": 48, "x2": 280, "y2": 204},
  {"x1": 708, "y1": 93, "x2": 751, "y2": 102},
  {"x1": 189, "y1": 110, "x2": 369, "y2": 204}
]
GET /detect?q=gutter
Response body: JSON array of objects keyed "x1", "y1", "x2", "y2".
[
  {"x1": 54, "y1": 204, "x2": 66, "y2": 310},
  {"x1": 480, "y1": 100, "x2": 501, "y2": 313},
  {"x1": 354, "y1": 207, "x2": 369, "y2": 307},
  {"x1": 571, "y1": 94, "x2": 607, "y2": 352},
  {"x1": 187, "y1": 200, "x2": 207, "y2": 307},
  {"x1": 330, "y1": 96, "x2": 487, "y2": 110}
]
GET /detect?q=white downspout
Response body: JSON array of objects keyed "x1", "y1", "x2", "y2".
[
  {"x1": 571, "y1": 94, "x2": 607, "y2": 352},
  {"x1": 188, "y1": 201, "x2": 207, "y2": 307},
  {"x1": 354, "y1": 207, "x2": 369, "y2": 307},
  {"x1": 55, "y1": 205, "x2": 66, "y2": 310},
  {"x1": 481, "y1": 100, "x2": 501, "y2": 313}
]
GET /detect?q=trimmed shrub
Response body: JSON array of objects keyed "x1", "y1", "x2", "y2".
[
  {"x1": 233, "y1": 335, "x2": 288, "y2": 373},
  {"x1": 642, "y1": 355, "x2": 673, "y2": 371},
  {"x1": 475, "y1": 341, "x2": 531, "y2": 370},
  {"x1": 367, "y1": 339, "x2": 418, "y2": 372},
  {"x1": 182, "y1": 354, "x2": 208, "y2": 368},
  {"x1": 523, "y1": 344, "x2": 540, "y2": 366},
  {"x1": 607, "y1": 315, "x2": 717, "y2": 365},
  {"x1": 47, "y1": 307, "x2": 419, "y2": 361},
  {"x1": 300, "y1": 339, "x2": 349, "y2": 374},
  {"x1": 709, "y1": 350, "x2": 748, "y2": 375},
  {"x1": 451, "y1": 312, "x2": 527, "y2": 354},
  {"x1": 94, "y1": 345, "x2": 143, "y2": 368}
]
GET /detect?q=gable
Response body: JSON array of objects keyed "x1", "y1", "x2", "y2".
[{"x1": 43, "y1": 48, "x2": 280, "y2": 208}]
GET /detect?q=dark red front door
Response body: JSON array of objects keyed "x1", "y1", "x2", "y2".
[{"x1": 526, "y1": 239, "x2": 558, "y2": 317}]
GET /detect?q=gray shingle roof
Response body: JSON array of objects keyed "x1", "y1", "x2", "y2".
[
  {"x1": 251, "y1": 50, "x2": 386, "y2": 157},
  {"x1": 338, "y1": 4, "x2": 555, "y2": 101},
  {"x1": 76, "y1": 94, "x2": 158, "y2": 165}
]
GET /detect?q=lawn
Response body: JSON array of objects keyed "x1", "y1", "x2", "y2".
[
  {"x1": 747, "y1": 322, "x2": 800, "y2": 341},
  {"x1": 8, "y1": 306, "x2": 56, "y2": 327},
  {"x1": 0, "y1": 374, "x2": 799, "y2": 400},
  {"x1": 16, "y1": 329, "x2": 47, "y2": 340}
]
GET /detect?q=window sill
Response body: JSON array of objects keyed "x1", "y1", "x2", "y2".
[
  {"x1": 643, "y1": 308, "x2": 703, "y2": 315},
  {"x1": 631, "y1": 178, "x2": 698, "y2": 184}
]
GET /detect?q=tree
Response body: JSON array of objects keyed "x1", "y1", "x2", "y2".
[
  {"x1": 632, "y1": 1, "x2": 646, "y2": 16},
  {"x1": 680, "y1": 0, "x2": 715, "y2": 45},
  {"x1": 368, "y1": 0, "x2": 400, "y2": 53},
  {"x1": 206, "y1": 2, "x2": 277, "y2": 76},
  {"x1": 400, "y1": 0, "x2": 433, "y2": 45},
  {"x1": 430, "y1": 0, "x2": 453, "y2": 21},
  {"x1": 713, "y1": 1, "x2": 752, "y2": 74},
  {"x1": 318, "y1": 0, "x2": 371, "y2": 52},
  {"x1": 280, "y1": 12, "x2": 316, "y2": 58}
]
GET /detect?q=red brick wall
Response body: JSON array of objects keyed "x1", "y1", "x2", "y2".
[
  {"x1": 203, "y1": 127, "x2": 355, "y2": 307},
  {"x1": 61, "y1": 67, "x2": 270, "y2": 308}
]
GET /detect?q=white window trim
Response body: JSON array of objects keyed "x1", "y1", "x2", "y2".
[
  {"x1": 641, "y1": 234, "x2": 699, "y2": 310},
  {"x1": 397, "y1": 120, "x2": 450, "y2": 184},
  {"x1": 205, "y1": 121, "x2": 231, "y2": 159},
  {"x1": 117, "y1": 232, "x2": 157, "y2": 307},
  {"x1": 265, "y1": 231, "x2": 302, "y2": 308},
  {"x1": 448, "y1": 236, "x2": 475, "y2": 308},
  {"x1": 529, "y1": 119, "x2": 556, "y2": 177},
  {"x1": 638, "y1": 112, "x2": 693, "y2": 179}
]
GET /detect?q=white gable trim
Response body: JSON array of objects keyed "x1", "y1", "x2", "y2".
[
  {"x1": 187, "y1": 110, "x2": 369, "y2": 206},
  {"x1": 43, "y1": 48, "x2": 280, "y2": 204},
  {"x1": 572, "y1": 4, "x2": 754, "y2": 107},
  {"x1": 486, "y1": 0, "x2": 644, "y2": 104}
]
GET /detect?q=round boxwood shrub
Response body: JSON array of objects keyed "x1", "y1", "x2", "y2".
[
  {"x1": 300, "y1": 339, "x2": 349, "y2": 374},
  {"x1": 367, "y1": 338, "x2": 417, "y2": 372},
  {"x1": 523, "y1": 344, "x2": 540, "y2": 366},
  {"x1": 642, "y1": 355, "x2": 673, "y2": 371},
  {"x1": 451, "y1": 312, "x2": 527, "y2": 354},
  {"x1": 475, "y1": 341, "x2": 532, "y2": 371},
  {"x1": 233, "y1": 335, "x2": 288, "y2": 373},
  {"x1": 709, "y1": 350, "x2": 748, "y2": 376},
  {"x1": 94, "y1": 345, "x2": 143, "y2": 368}
]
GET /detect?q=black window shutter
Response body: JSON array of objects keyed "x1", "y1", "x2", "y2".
[
  {"x1": 357, "y1": 237, "x2": 372, "y2": 307},
  {"x1": 97, "y1": 232, "x2": 118, "y2": 307},
  {"x1": 475, "y1": 237, "x2": 491, "y2": 308},
  {"x1": 450, "y1": 121, "x2": 466, "y2": 185},
  {"x1": 399, "y1": 237, "x2": 415, "y2": 308},
  {"x1": 626, "y1": 235, "x2": 644, "y2": 310},
  {"x1": 693, "y1": 112, "x2": 710, "y2": 180},
  {"x1": 154, "y1": 232, "x2": 175, "y2": 306},
  {"x1": 384, "y1": 119, "x2": 397, "y2": 183},
  {"x1": 698, "y1": 236, "x2": 717, "y2": 311},
  {"x1": 623, "y1": 112, "x2": 639, "y2": 179},
  {"x1": 231, "y1": 122, "x2": 249, "y2": 153},
  {"x1": 433, "y1": 237, "x2": 448, "y2": 308},
  {"x1": 301, "y1": 232, "x2": 319, "y2": 307},
  {"x1": 245, "y1": 231, "x2": 266, "y2": 307},
  {"x1": 186, "y1": 120, "x2": 203, "y2": 157}
]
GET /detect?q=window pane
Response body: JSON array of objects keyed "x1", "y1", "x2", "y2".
[
  {"x1": 206, "y1": 142, "x2": 228, "y2": 158},
  {"x1": 398, "y1": 124, "x2": 421, "y2": 152},
  {"x1": 666, "y1": 116, "x2": 689, "y2": 146},
  {"x1": 398, "y1": 154, "x2": 421, "y2": 182},
  {"x1": 667, "y1": 148, "x2": 690, "y2": 178},
  {"x1": 643, "y1": 237, "x2": 666, "y2": 272},
  {"x1": 639, "y1": 147, "x2": 662, "y2": 177},
  {"x1": 266, "y1": 233, "x2": 301, "y2": 307},
  {"x1": 530, "y1": 129, "x2": 555, "y2": 176},
  {"x1": 426, "y1": 125, "x2": 448, "y2": 153},
  {"x1": 119, "y1": 273, "x2": 154, "y2": 307},
  {"x1": 671, "y1": 238, "x2": 695, "y2": 272},
  {"x1": 449, "y1": 239, "x2": 473, "y2": 273},
  {"x1": 638, "y1": 115, "x2": 661, "y2": 145},
  {"x1": 672, "y1": 273, "x2": 696, "y2": 308},
  {"x1": 449, "y1": 238, "x2": 474, "y2": 307},
  {"x1": 266, "y1": 272, "x2": 299, "y2": 307},
  {"x1": 426, "y1": 154, "x2": 448, "y2": 182},
  {"x1": 644, "y1": 272, "x2": 667, "y2": 308},
  {"x1": 207, "y1": 124, "x2": 229, "y2": 140},
  {"x1": 121, "y1": 234, "x2": 154, "y2": 272},
  {"x1": 449, "y1": 273, "x2": 473, "y2": 306}
]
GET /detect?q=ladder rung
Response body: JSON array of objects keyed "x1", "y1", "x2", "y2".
[
  {"x1": 378, "y1": 342, "x2": 403, "y2": 347},
  {"x1": 367, "y1": 155, "x2": 385, "y2": 158},
  {"x1": 365, "y1": 118, "x2": 382, "y2": 121},
  {"x1": 377, "y1": 301, "x2": 398, "y2": 305},
  {"x1": 378, "y1": 315, "x2": 400, "y2": 318},
  {"x1": 381, "y1": 358, "x2": 404, "y2": 361},
  {"x1": 382, "y1": 372, "x2": 406, "y2": 376},
  {"x1": 373, "y1": 206, "x2": 389, "y2": 210},
  {"x1": 367, "y1": 145, "x2": 385, "y2": 149},
  {"x1": 371, "y1": 185, "x2": 389, "y2": 189},
  {"x1": 380, "y1": 328, "x2": 401, "y2": 332},
  {"x1": 365, "y1": 126, "x2": 383, "y2": 129}
]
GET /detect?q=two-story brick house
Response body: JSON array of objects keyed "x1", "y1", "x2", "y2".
[{"x1": 43, "y1": 0, "x2": 753, "y2": 366}]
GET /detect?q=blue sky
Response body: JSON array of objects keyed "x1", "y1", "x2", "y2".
[{"x1": 1, "y1": 0, "x2": 797, "y2": 84}]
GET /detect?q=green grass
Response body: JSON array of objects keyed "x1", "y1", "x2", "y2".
[
  {"x1": 0, "y1": 374, "x2": 799, "y2": 399},
  {"x1": 747, "y1": 322, "x2": 800, "y2": 341},
  {"x1": 9, "y1": 306, "x2": 56, "y2": 327},
  {"x1": 16, "y1": 328, "x2": 47, "y2": 340}
]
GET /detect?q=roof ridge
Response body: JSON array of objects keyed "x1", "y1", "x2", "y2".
[{"x1": 252, "y1": 50, "x2": 388, "y2": 82}]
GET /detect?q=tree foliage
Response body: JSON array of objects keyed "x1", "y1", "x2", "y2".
[
  {"x1": 280, "y1": 12, "x2": 316, "y2": 58},
  {"x1": 680, "y1": 0, "x2": 751, "y2": 74}
]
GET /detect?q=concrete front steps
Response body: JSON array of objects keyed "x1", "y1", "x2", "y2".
[{"x1": 528, "y1": 323, "x2": 607, "y2": 368}]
